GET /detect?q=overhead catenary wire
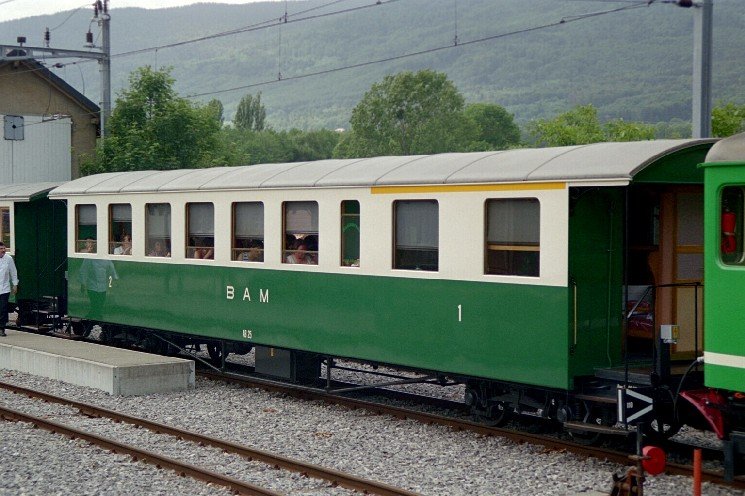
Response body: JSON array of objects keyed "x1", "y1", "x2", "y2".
[
  {"x1": 1, "y1": 0, "x2": 355, "y2": 79},
  {"x1": 6, "y1": 0, "x2": 655, "y2": 125},
  {"x1": 108, "y1": 0, "x2": 387, "y2": 60},
  {"x1": 185, "y1": 1, "x2": 652, "y2": 100},
  {"x1": 48, "y1": 3, "x2": 91, "y2": 32}
]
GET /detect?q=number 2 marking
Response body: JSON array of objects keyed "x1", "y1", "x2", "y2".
[
  {"x1": 108, "y1": 276, "x2": 113, "y2": 288},
  {"x1": 457, "y1": 304, "x2": 462, "y2": 322}
]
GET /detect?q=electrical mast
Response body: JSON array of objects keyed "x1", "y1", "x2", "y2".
[
  {"x1": 0, "y1": 1, "x2": 112, "y2": 138},
  {"x1": 691, "y1": 0, "x2": 713, "y2": 138}
]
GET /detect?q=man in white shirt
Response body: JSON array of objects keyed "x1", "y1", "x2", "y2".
[{"x1": 0, "y1": 241, "x2": 18, "y2": 336}]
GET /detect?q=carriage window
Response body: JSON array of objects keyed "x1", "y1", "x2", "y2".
[
  {"x1": 0, "y1": 207, "x2": 9, "y2": 250},
  {"x1": 283, "y1": 201, "x2": 318, "y2": 265},
  {"x1": 233, "y1": 202, "x2": 264, "y2": 262},
  {"x1": 76, "y1": 204, "x2": 97, "y2": 253},
  {"x1": 187, "y1": 203, "x2": 214, "y2": 259},
  {"x1": 485, "y1": 198, "x2": 540, "y2": 277},
  {"x1": 146, "y1": 203, "x2": 171, "y2": 257},
  {"x1": 721, "y1": 187, "x2": 744, "y2": 265},
  {"x1": 109, "y1": 204, "x2": 132, "y2": 255},
  {"x1": 341, "y1": 200, "x2": 360, "y2": 267},
  {"x1": 394, "y1": 200, "x2": 438, "y2": 271}
]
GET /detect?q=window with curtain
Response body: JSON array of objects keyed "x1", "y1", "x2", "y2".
[
  {"x1": 394, "y1": 200, "x2": 438, "y2": 271},
  {"x1": 76, "y1": 204, "x2": 97, "y2": 253},
  {"x1": 233, "y1": 202, "x2": 264, "y2": 262},
  {"x1": 109, "y1": 204, "x2": 132, "y2": 255},
  {"x1": 187, "y1": 203, "x2": 214, "y2": 259},
  {"x1": 146, "y1": 203, "x2": 171, "y2": 257},
  {"x1": 485, "y1": 198, "x2": 540, "y2": 277},
  {"x1": 283, "y1": 201, "x2": 318, "y2": 265}
]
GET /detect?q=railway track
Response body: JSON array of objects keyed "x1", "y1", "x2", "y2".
[
  {"x1": 6, "y1": 326, "x2": 745, "y2": 491},
  {"x1": 197, "y1": 369, "x2": 745, "y2": 492},
  {"x1": 0, "y1": 380, "x2": 420, "y2": 496}
]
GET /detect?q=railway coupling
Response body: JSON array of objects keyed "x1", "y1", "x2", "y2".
[{"x1": 610, "y1": 427, "x2": 666, "y2": 496}]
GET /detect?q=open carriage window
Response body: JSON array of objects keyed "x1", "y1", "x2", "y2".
[
  {"x1": 233, "y1": 202, "x2": 264, "y2": 262},
  {"x1": 146, "y1": 203, "x2": 171, "y2": 258},
  {"x1": 76, "y1": 204, "x2": 97, "y2": 253},
  {"x1": 394, "y1": 200, "x2": 438, "y2": 271},
  {"x1": 109, "y1": 204, "x2": 132, "y2": 255},
  {"x1": 0, "y1": 207, "x2": 9, "y2": 250},
  {"x1": 485, "y1": 198, "x2": 540, "y2": 277},
  {"x1": 721, "y1": 187, "x2": 744, "y2": 265},
  {"x1": 283, "y1": 201, "x2": 318, "y2": 265},
  {"x1": 186, "y1": 203, "x2": 214, "y2": 259}
]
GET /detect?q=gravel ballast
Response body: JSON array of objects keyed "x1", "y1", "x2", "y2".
[{"x1": 0, "y1": 368, "x2": 741, "y2": 496}]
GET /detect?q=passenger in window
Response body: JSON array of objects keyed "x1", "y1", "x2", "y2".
[
  {"x1": 82, "y1": 238, "x2": 96, "y2": 253},
  {"x1": 114, "y1": 234, "x2": 131, "y2": 255},
  {"x1": 149, "y1": 241, "x2": 170, "y2": 257},
  {"x1": 193, "y1": 240, "x2": 214, "y2": 259},
  {"x1": 248, "y1": 247, "x2": 262, "y2": 262},
  {"x1": 286, "y1": 243, "x2": 313, "y2": 264}
]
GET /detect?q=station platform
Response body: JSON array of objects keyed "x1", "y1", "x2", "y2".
[{"x1": 0, "y1": 329, "x2": 194, "y2": 396}]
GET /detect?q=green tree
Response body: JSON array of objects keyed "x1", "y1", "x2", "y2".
[
  {"x1": 528, "y1": 104, "x2": 654, "y2": 146},
  {"x1": 464, "y1": 103, "x2": 521, "y2": 149},
  {"x1": 603, "y1": 119, "x2": 655, "y2": 142},
  {"x1": 234, "y1": 92, "x2": 267, "y2": 131},
  {"x1": 337, "y1": 70, "x2": 474, "y2": 157},
  {"x1": 81, "y1": 66, "x2": 221, "y2": 174},
  {"x1": 713, "y1": 102, "x2": 745, "y2": 138},
  {"x1": 284, "y1": 128, "x2": 340, "y2": 162},
  {"x1": 206, "y1": 99, "x2": 225, "y2": 127},
  {"x1": 527, "y1": 105, "x2": 604, "y2": 146}
]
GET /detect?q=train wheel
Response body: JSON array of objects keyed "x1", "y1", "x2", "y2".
[
  {"x1": 99, "y1": 326, "x2": 112, "y2": 344},
  {"x1": 143, "y1": 334, "x2": 163, "y2": 354},
  {"x1": 479, "y1": 401, "x2": 511, "y2": 427},
  {"x1": 71, "y1": 321, "x2": 89, "y2": 337},
  {"x1": 207, "y1": 343, "x2": 225, "y2": 366},
  {"x1": 568, "y1": 401, "x2": 613, "y2": 446},
  {"x1": 647, "y1": 419, "x2": 681, "y2": 441},
  {"x1": 647, "y1": 389, "x2": 681, "y2": 441}
]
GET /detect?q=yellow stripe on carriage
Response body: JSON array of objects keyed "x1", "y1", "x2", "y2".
[{"x1": 371, "y1": 182, "x2": 566, "y2": 194}]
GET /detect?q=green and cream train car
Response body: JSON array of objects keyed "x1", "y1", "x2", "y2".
[{"x1": 48, "y1": 139, "x2": 716, "y2": 435}]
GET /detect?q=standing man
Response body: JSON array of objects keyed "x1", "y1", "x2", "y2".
[{"x1": 0, "y1": 242, "x2": 18, "y2": 337}]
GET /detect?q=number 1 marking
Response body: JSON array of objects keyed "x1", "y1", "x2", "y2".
[{"x1": 457, "y1": 304, "x2": 462, "y2": 322}]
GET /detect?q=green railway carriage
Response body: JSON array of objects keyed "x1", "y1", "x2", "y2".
[
  {"x1": 702, "y1": 133, "x2": 745, "y2": 394},
  {"x1": 689, "y1": 131, "x2": 745, "y2": 477},
  {"x1": 0, "y1": 183, "x2": 67, "y2": 324},
  {"x1": 48, "y1": 139, "x2": 715, "y2": 424}
]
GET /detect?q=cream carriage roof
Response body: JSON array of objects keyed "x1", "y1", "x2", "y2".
[
  {"x1": 0, "y1": 183, "x2": 61, "y2": 201},
  {"x1": 705, "y1": 132, "x2": 745, "y2": 163},
  {"x1": 49, "y1": 139, "x2": 715, "y2": 196}
]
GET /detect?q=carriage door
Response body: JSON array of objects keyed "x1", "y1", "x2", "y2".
[{"x1": 657, "y1": 188, "x2": 704, "y2": 359}]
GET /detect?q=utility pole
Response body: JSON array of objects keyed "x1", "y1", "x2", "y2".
[
  {"x1": 0, "y1": 1, "x2": 111, "y2": 138},
  {"x1": 98, "y1": 0, "x2": 112, "y2": 137},
  {"x1": 691, "y1": 0, "x2": 713, "y2": 138}
]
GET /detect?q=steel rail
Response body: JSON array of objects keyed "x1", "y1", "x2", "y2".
[
  {"x1": 0, "y1": 381, "x2": 420, "y2": 496},
  {"x1": 197, "y1": 371, "x2": 745, "y2": 491},
  {"x1": 0, "y1": 404, "x2": 282, "y2": 496}
]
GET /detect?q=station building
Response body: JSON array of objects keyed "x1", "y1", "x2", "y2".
[{"x1": 0, "y1": 57, "x2": 99, "y2": 182}]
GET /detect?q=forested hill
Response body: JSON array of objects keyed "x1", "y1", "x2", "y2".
[{"x1": 1, "y1": 0, "x2": 742, "y2": 130}]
